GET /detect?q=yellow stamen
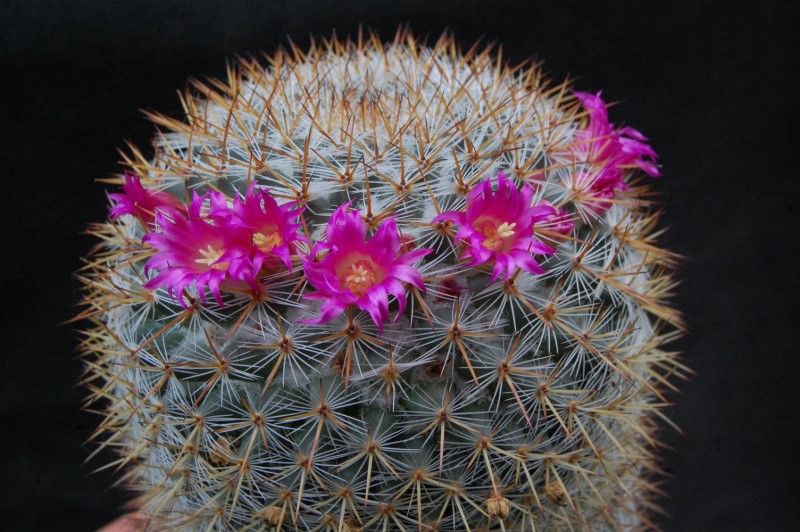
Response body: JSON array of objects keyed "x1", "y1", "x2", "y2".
[
  {"x1": 495, "y1": 222, "x2": 516, "y2": 238},
  {"x1": 195, "y1": 244, "x2": 229, "y2": 270},
  {"x1": 475, "y1": 220, "x2": 516, "y2": 251},
  {"x1": 344, "y1": 260, "x2": 377, "y2": 296},
  {"x1": 253, "y1": 231, "x2": 283, "y2": 253}
]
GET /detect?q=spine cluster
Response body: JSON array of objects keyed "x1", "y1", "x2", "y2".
[{"x1": 78, "y1": 31, "x2": 685, "y2": 531}]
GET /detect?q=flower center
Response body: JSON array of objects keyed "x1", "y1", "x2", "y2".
[
  {"x1": 475, "y1": 220, "x2": 516, "y2": 251},
  {"x1": 344, "y1": 260, "x2": 377, "y2": 296},
  {"x1": 195, "y1": 244, "x2": 229, "y2": 271},
  {"x1": 253, "y1": 231, "x2": 283, "y2": 253}
]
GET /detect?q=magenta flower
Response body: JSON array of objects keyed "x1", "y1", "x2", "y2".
[
  {"x1": 301, "y1": 204, "x2": 432, "y2": 330},
  {"x1": 534, "y1": 201, "x2": 575, "y2": 236},
  {"x1": 568, "y1": 171, "x2": 619, "y2": 216},
  {"x1": 143, "y1": 192, "x2": 249, "y2": 306},
  {"x1": 433, "y1": 173, "x2": 555, "y2": 281},
  {"x1": 573, "y1": 91, "x2": 660, "y2": 195},
  {"x1": 219, "y1": 184, "x2": 307, "y2": 285},
  {"x1": 108, "y1": 172, "x2": 185, "y2": 226}
]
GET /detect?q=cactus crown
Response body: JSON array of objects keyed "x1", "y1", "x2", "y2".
[{"x1": 77, "y1": 30, "x2": 685, "y2": 530}]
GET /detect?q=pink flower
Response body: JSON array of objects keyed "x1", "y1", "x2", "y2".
[
  {"x1": 301, "y1": 204, "x2": 432, "y2": 330},
  {"x1": 534, "y1": 202, "x2": 575, "y2": 236},
  {"x1": 143, "y1": 192, "x2": 250, "y2": 306},
  {"x1": 217, "y1": 184, "x2": 307, "y2": 285},
  {"x1": 568, "y1": 171, "x2": 618, "y2": 216},
  {"x1": 573, "y1": 91, "x2": 660, "y2": 195},
  {"x1": 108, "y1": 172, "x2": 185, "y2": 226},
  {"x1": 433, "y1": 173, "x2": 555, "y2": 281}
]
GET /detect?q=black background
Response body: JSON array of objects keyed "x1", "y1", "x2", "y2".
[{"x1": 2, "y1": 1, "x2": 798, "y2": 530}]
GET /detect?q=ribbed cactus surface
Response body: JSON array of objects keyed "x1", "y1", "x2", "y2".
[{"x1": 78, "y1": 32, "x2": 685, "y2": 531}]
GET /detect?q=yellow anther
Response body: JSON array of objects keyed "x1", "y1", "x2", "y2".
[
  {"x1": 475, "y1": 220, "x2": 515, "y2": 251},
  {"x1": 344, "y1": 260, "x2": 377, "y2": 295},
  {"x1": 495, "y1": 221, "x2": 516, "y2": 238},
  {"x1": 253, "y1": 231, "x2": 283, "y2": 253},
  {"x1": 195, "y1": 244, "x2": 229, "y2": 270}
]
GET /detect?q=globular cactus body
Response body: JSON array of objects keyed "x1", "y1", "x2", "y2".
[{"x1": 78, "y1": 32, "x2": 685, "y2": 531}]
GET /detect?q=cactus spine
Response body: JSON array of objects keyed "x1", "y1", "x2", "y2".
[{"x1": 77, "y1": 31, "x2": 686, "y2": 530}]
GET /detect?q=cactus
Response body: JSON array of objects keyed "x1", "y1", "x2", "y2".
[{"x1": 77, "y1": 31, "x2": 686, "y2": 530}]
